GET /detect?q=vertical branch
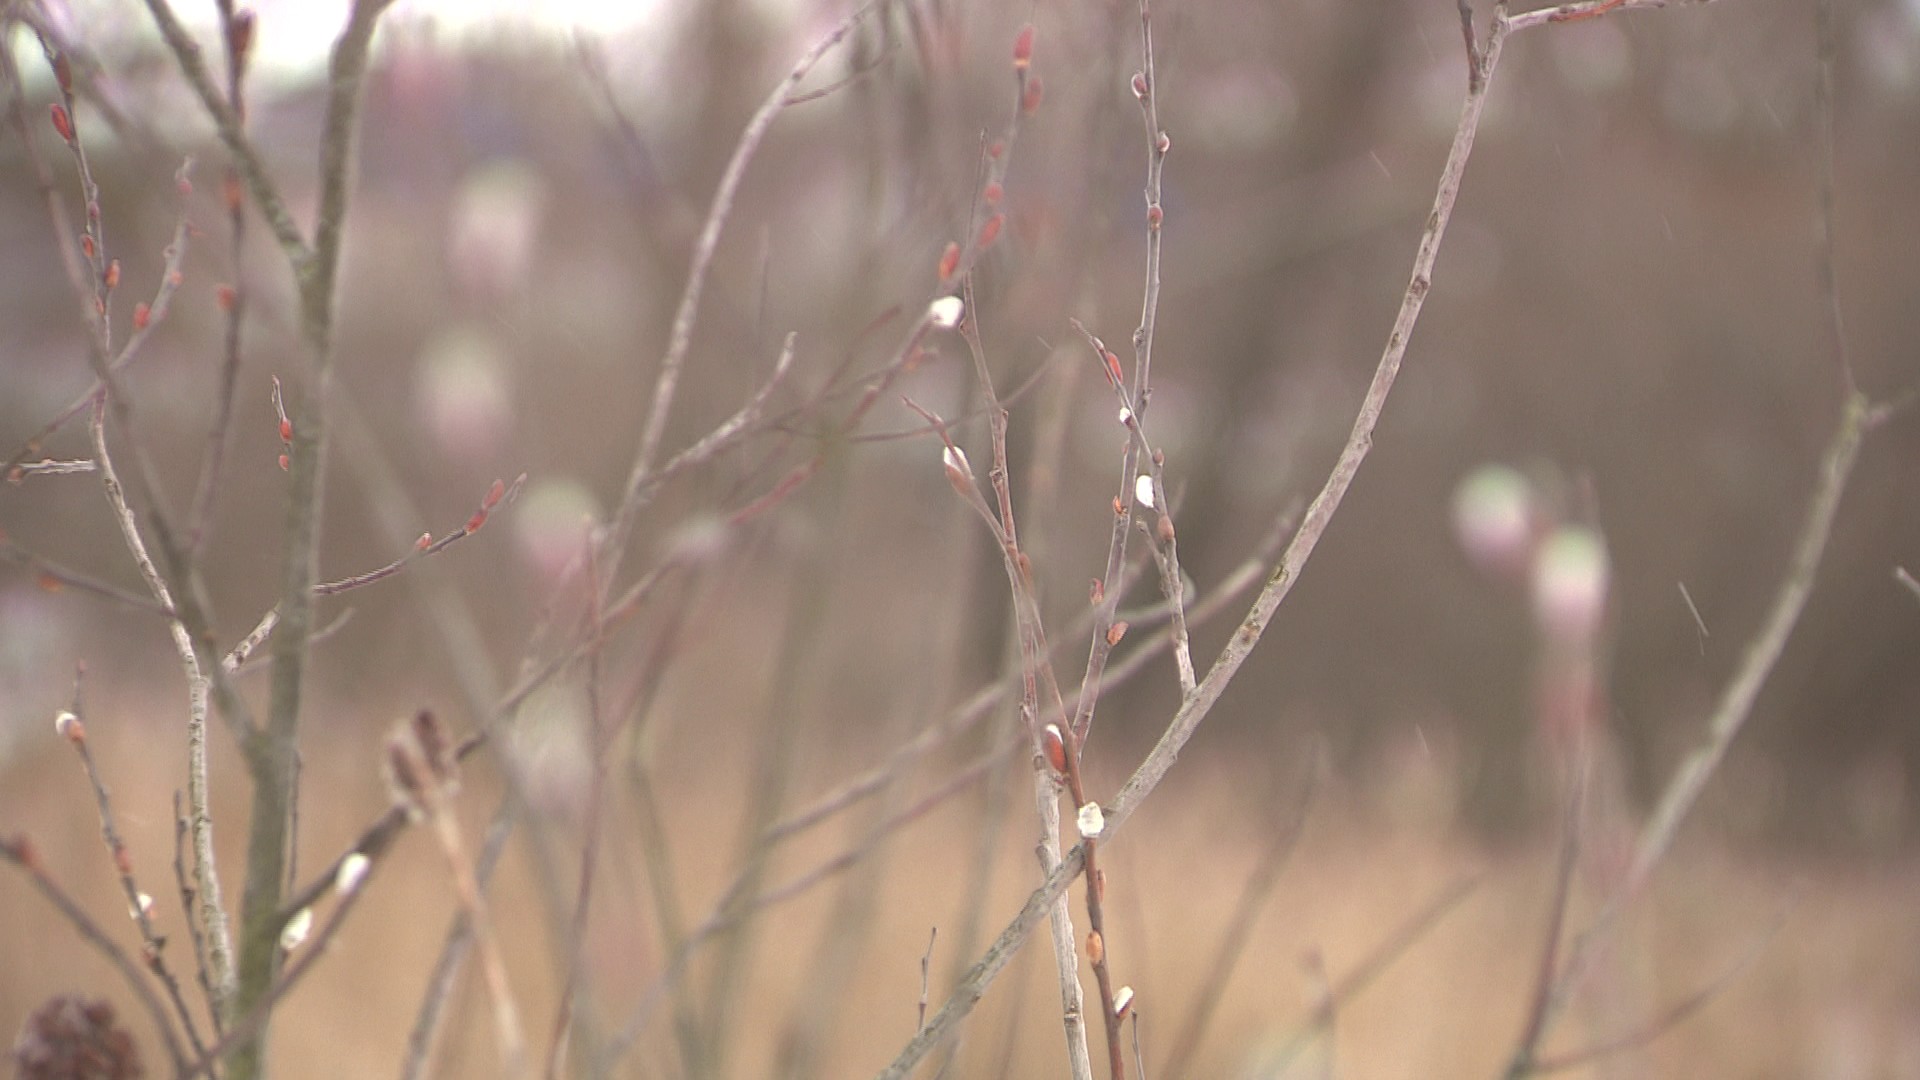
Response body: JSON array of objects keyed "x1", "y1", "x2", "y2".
[{"x1": 222, "y1": 3, "x2": 395, "y2": 1076}]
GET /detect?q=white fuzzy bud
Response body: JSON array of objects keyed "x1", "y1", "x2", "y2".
[
  {"x1": 1076, "y1": 801, "x2": 1106, "y2": 839},
  {"x1": 928, "y1": 296, "x2": 965, "y2": 329},
  {"x1": 336, "y1": 852, "x2": 371, "y2": 897},
  {"x1": 1113, "y1": 986, "x2": 1135, "y2": 1017},
  {"x1": 280, "y1": 907, "x2": 313, "y2": 952},
  {"x1": 1134, "y1": 474, "x2": 1155, "y2": 509}
]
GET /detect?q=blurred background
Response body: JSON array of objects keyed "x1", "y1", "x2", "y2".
[{"x1": 3, "y1": 0, "x2": 1919, "y2": 1076}]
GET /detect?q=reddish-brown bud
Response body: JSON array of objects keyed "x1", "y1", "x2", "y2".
[
  {"x1": 1156, "y1": 513, "x2": 1175, "y2": 544},
  {"x1": 229, "y1": 9, "x2": 257, "y2": 66},
  {"x1": 223, "y1": 171, "x2": 244, "y2": 213},
  {"x1": 982, "y1": 181, "x2": 1003, "y2": 207},
  {"x1": 415, "y1": 532, "x2": 433, "y2": 551},
  {"x1": 53, "y1": 53, "x2": 73, "y2": 96},
  {"x1": 278, "y1": 418, "x2": 292, "y2": 443},
  {"x1": 1087, "y1": 929, "x2": 1105, "y2": 965},
  {"x1": 80, "y1": 235, "x2": 94, "y2": 259},
  {"x1": 113, "y1": 844, "x2": 133, "y2": 876},
  {"x1": 1156, "y1": 130, "x2": 1172, "y2": 155},
  {"x1": 1012, "y1": 24, "x2": 1035, "y2": 70},
  {"x1": 977, "y1": 213, "x2": 1005, "y2": 250},
  {"x1": 168, "y1": 270, "x2": 183, "y2": 287},
  {"x1": 1042, "y1": 724, "x2": 1068, "y2": 774},
  {"x1": 482, "y1": 477, "x2": 506, "y2": 510},
  {"x1": 216, "y1": 284, "x2": 237, "y2": 311},
  {"x1": 87, "y1": 201, "x2": 99, "y2": 222},
  {"x1": 1146, "y1": 204, "x2": 1163, "y2": 231},
  {"x1": 132, "y1": 302, "x2": 151, "y2": 331},
  {"x1": 1022, "y1": 75, "x2": 1044, "y2": 114},
  {"x1": 1089, "y1": 578, "x2": 1104, "y2": 605},
  {"x1": 465, "y1": 509, "x2": 488, "y2": 535},
  {"x1": 1104, "y1": 351, "x2": 1123, "y2": 387},
  {"x1": 7, "y1": 834, "x2": 40, "y2": 871},
  {"x1": 49, "y1": 103, "x2": 73, "y2": 143},
  {"x1": 1113, "y1": 496, "x2": 1125, "y2": 516},
  {"x1": 1106, "y1": 620, "x2": 1128, "y2": 646},
  {"x1": 38, "y1": 572, "x2": 63, "y2": 593},
  {"x1": 1131, "y1": 72, "x2": 1149, "y2": 100},
  {"x1": 937, "y1": 240, "x2": 960, "y2": 282},
  {"x1": 277, "y1": 453, "x2": 289, "y2": 472},
  {"x1": 103, "y1": 260, "x2": 120, "y2": 290},
  {"x1": 987, "y1": 139, "x2": 1006, "y2": 160}
]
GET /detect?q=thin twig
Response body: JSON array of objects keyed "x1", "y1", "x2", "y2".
[
  {"x1": 603, "y1": 1, "x2": 882, "y2": 578},
  {"x1": 1159, "y1": 755, "x2": 1318, "y2": 1077},
  {"x1": 877, "y1": 10, "x2": 1513, "y2": 1072},
  {"x1": 0, "y1": 835, "x2": 191, "y2": 1076},
  {"x1": 59, "y1": 687, "x2": 211, "y2": 1061},
  {"x1": 1528, "y1": 893, "x2": 1796, "y2": 1074},
  {"x1": 88, "y1": 398, "x2": 238, "y2": 1011}
]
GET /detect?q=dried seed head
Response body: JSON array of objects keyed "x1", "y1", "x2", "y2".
[{"x1": 12, "y1": 995, "x2": 141, "y2": 1080}]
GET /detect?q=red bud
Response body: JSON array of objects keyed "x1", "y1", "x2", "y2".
[
  {"x1": 482, "y1": 478, "x2": 505, "y2": 510},
  {"x1": 132, "y1": 302, "x2": 151, "y2": 330},
  {"x1": 1012, "y1": 25, "x2": 1034, "y2": 70},
  {"x1": 49, "y1": 103, "x2": 73, "y2": 143},
  {"x1": 53, "y1": 54, "x2": 73, "y2": 96},
  {"x1": 279, "y1": 418, "x2": 292, "y2": 443},
  {"x1": 977, "y1": 213, "x2": 1004, "y2": 250},
  {"x1": 465, "y1": 509, "x2": 488, "y2": 534},
  {"x1": 216, "y1": 284, "x2": 237, "y2": 311},
  {"x1": 1042, "y1": 724, "x2": 1068, "y2": 774},
  {"x1": 1022, "y1": 75, "x2": 1044, "y2": 114},
  {"x1": 103, "y1": 260, "x2": 120, "y2": 290},
  {"x1": 937, "y1": 241, "x2": 960, "y2": 282}
]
